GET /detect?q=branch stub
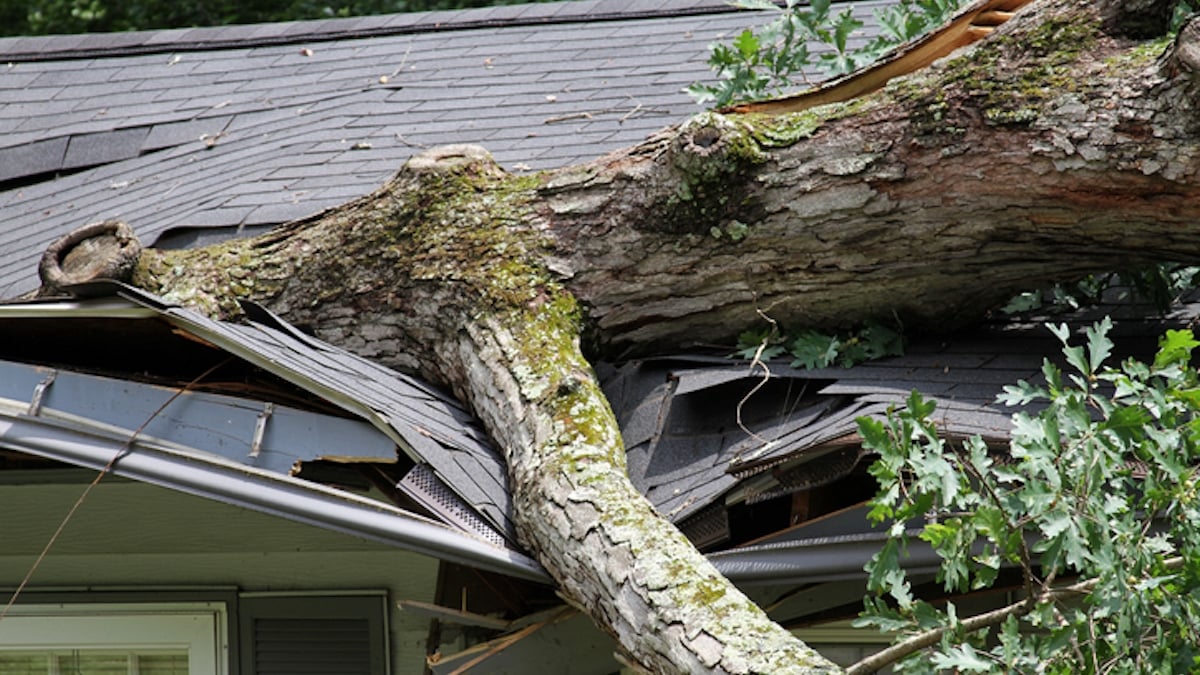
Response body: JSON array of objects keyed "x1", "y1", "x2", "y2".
[{"x1": 38, "y1": 220, "x2": 143, "y2": 296}]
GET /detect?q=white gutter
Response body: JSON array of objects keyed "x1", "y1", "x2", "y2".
[{"x1": 0, "y1": 411, "x2": 549, "y2": 583}]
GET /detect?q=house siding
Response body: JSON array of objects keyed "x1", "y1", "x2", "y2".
[{"x1": 0, "y1": 480, "x2": 441, "y2": 675}]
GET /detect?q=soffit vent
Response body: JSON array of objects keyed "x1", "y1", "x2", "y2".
[
  {"x1": 398, "y1": 463, "x2": 506, "y2": 548},
  {"x1": 678, "y1": 503, "x2": 730, "y2": 551}
]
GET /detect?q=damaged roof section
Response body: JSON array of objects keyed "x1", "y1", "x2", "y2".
[
  {"x1": 601, "y1": 292, "x2": 1191, "y2": 553},
  {"x1": 0, "y1": 281, "x2": 1191, "y2": 587},
  {"x1": 600, "y1": 344, "x2": 1035, "y2": 550},
  {"x1": 0, "y1": 281, "x2": 516, "y2": 547}
]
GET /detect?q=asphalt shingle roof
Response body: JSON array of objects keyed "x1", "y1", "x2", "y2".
[{"x1": 0, "y1": 0, "x2": 895, "y2": 298}]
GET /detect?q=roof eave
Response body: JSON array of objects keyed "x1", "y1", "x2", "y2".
[{"x1": 0, "y1": 409, "x2": 549, "y2": 582}]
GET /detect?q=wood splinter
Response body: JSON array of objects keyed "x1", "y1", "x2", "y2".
[{"x1": 724, "y1": 0, "x2": 1034, "y2": 116}]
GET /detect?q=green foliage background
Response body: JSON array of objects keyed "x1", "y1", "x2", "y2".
[{"x1": 0, "y1": 0, "x2": 568, "y2": 36}]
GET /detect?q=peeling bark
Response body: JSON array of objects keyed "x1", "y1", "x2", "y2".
[{"x1": 40, "y1": 0, "x2": 1200, "y2": 671}]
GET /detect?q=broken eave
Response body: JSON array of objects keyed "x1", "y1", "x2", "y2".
[
  {"x1": 0, "y1": 283, "x2": 519, "y2": 544},
  {"x1": 0, "y1": 409, "x2": 547, "y2": 582}
]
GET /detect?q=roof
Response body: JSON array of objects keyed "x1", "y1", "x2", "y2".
[
  {"x1": 6, "y1": 0, "x2": 1187, "y2": 591},
  {"x1": 0, "y1": 0, "x2": 897, "y2": 298},
  {"x1": 0, "y1": 283, "x2": 1189, "y2": 589}
]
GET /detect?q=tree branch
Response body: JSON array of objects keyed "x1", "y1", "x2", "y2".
[{"x1": 847, "y1": 557, "x2": 1185, "y2": 675}]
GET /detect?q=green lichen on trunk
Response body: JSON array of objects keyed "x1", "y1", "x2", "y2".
[
  {"x1": 386, "y1": 162, "x2": 549, "y2": 310},
  {"x1": 488, "y1": 303, "x2": 839, "y2": 673},
  {"x1": 132, "y1": 147, "x2": 553, "y2": 330},
  {"x1": 942, "y1": 9, "x2": 1100, "y2": 125},
  {"x1": 648, "y1": 113, "x2": 769, "y2": 237},
  {"x1": 132, "y1": 231, "x2": 292, "y2": 318},
  {"x1": 746, "y1": 96, "x2": 879, "y2": 148},
  {"x1": 870, "y1": 6, "x2": 1103, "y2": 135}
]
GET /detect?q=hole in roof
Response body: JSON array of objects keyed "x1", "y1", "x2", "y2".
[{"x1": 153, "y1": 224, "x2": 277, "y2": 250}]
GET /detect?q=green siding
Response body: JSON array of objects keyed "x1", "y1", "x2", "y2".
[{"x1": 0, "y1": 480, "x2": 439, "y2": 675}]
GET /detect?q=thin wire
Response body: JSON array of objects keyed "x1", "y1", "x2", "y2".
[
  {"x1": 735, "y1": 309, "x2": 779, "y2": 453},
  {"x1": 0, "y1": 357, "x2": 232, "y2": 620}
]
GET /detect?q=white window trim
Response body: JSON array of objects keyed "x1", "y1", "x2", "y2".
[{"x1": 0, "y1": 602, "x2": 228, "y2": 675}]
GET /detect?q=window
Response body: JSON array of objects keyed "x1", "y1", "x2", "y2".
[
  {"x1": 0, "y1": 603, "x2": 227, "y2": 675},
  {"x1": 0, "y1": 594, "x2": 387, "y2": 675},
  {"x1": 0, "y1": 649, "x2": 188, "y2": 674}
]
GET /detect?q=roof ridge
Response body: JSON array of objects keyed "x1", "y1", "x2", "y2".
[{"x1": 0, "y1": 0, "x2": 744, "y2": 62}]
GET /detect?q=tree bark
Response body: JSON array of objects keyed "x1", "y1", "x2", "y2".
[{"x1": 51, "y1": 0, "x2": 1200, "y2": 670}]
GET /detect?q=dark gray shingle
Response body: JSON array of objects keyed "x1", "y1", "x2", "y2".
[{"x1": 0, "y1": 0, "x2": 905, "y2": 297}]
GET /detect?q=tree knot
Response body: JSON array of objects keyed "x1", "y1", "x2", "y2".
[
  {"x1": 38, "y1": 219, "x2": 142, "y2": 296},
  {"x1": 403, "y1": 144, "x2": 506, "y2": 181},
  {"x1": 672, "y1": 114, "x2": 763, "y2": 172}
]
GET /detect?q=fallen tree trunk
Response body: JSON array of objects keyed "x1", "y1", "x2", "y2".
[{"x1": 44, "y1": 0, "x2": 1200, "y2": 670}]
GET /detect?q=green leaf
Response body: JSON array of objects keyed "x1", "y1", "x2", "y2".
[
  {"x1": 1001, "y1": 290, "x2": 1043, "y2": 314},
  {"x1": 1048, "y1": 322, "x2": 1070, "y2": 344},
  {"x1": 733, "y1": 327, "x2": 784, "y2": 360},
  {"x1": 905, "y1": 389, "x2": 937, "y2": 419},
  {"x1": 732, "y1": 29, "x2": 761, "y2": 60},
  {"x1": 830, "y1": 8, "x2": 862, "y2": 52},
  {"x1": 998, "y1": 379, "x2": 1046, "y2": 406},
  {"x1": 1103, "y1": 405, "x2": 1151, "y2": 442},
  {"x1": 1156, "y1": 329, "x2": 1200, "y2": 368},
  {"x1": 865, "y1": 538, "x2": 913, "y2": 607},
  {"x1": 857, "y1": 416, "x2": 890, "y2": 452},
  {"x1": 1087, "y1": 316, "x2": 1114, "y2": 373},
  {"x1": 854, "y1": 597, "x2": 911, "y2": 632},
  {"x1": 859, "y1": 320, "x2": 905, "y2": 360},
  {"x1": 931, "y1": 643, "x2": 994, "y2": 672},
  {"x1": 1063, "y1": 342, "x2": 1089, "y2": 378},
  {"x1": 789, "y1": 330, "x2": 840, "y2": 369}
]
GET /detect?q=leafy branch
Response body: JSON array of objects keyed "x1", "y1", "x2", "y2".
[
  {"x1": 852, "y1": 320, "x2": 1200, "y2": 673},
  {"x1": 1000, "y1": 264, "x2": 1200, "y2": 316}
]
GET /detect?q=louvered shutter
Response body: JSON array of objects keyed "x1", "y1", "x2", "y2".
[{"x1": 239, "y1": 595, "x2": 387, "y2": 675}]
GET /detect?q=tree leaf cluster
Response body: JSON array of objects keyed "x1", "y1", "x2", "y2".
[
  {"x1": 733, "y1": 319, "x2": 904, "y2": 369},
  {"x1": 690, "y1": 0, "x2": 967, "y2": 107},
  {"x1": 1001, "y1": 265, "x2": 1200, "y2": 316},
  {"x1": 855, "y1": 318, "x2": 1200, "y2": 673}
]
